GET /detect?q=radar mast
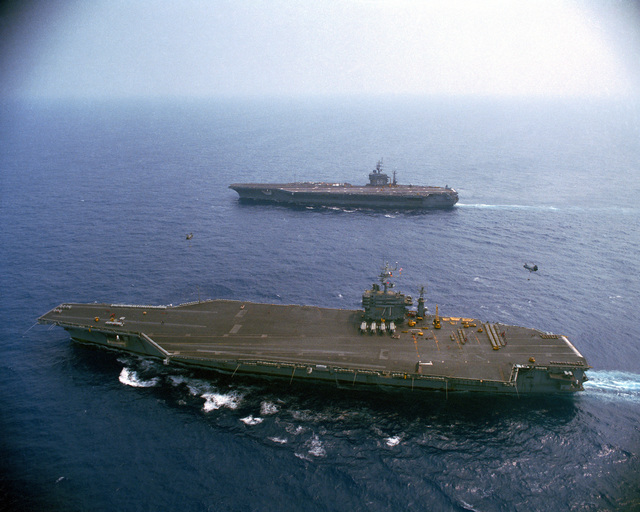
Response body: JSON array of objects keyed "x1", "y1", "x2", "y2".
[{"x1": 378, "y1": 262, "x2": 399, "y2": 293}]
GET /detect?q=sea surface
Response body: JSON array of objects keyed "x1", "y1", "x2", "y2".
[{"x1": 1, "y1": 96, "x2": 639, "y2": 511}]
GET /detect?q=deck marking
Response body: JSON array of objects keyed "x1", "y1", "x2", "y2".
[
  {"x1": 412, "y1": 335, "x2": 422, "y2": 359},
  {"x1": 432, "y1": 333, "x2": 440, "y2": 351},
  {"x1": 561, "y1": 336, "x2": 584, "y2": 357},
  {"x1": 229, "y1": 324, "x2": 242, "y2": 334}
]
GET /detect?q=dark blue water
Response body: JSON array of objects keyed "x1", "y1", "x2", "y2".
[{"x1": 1, "y1": 97, "x2": 639, "y2": 511}]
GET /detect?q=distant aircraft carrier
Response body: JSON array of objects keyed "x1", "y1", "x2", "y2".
[
  {"x1": 230, "y1": 160, "x2": 458, "y2": 209},
  {"x1": 39, "y1": 265, "x2": 589, "y2": 395}
]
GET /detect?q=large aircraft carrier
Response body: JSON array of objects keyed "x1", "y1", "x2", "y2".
[
  {"x1": 38, "y1": 265, "x2": 589, "y2": 395},
  {"x1": 229, "y1": 160, "x2": 458, "y2": 209}
]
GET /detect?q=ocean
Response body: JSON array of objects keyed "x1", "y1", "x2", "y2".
[{"x1": 1, "y1": 96, "x2": 639, "y2": 511}]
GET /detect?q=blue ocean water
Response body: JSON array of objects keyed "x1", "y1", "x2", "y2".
[{"x1": 1, "y1": 97, "x2": 639, "y2": 511}]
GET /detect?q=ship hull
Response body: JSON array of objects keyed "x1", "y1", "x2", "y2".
[
  {"x1": 39, "y1": 300, "x2": 589, "y2": 396},
  {"x1": 229, "y1": 183, "x2": 458, "y2": 209}
]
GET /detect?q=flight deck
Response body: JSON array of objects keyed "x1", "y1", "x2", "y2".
[{"x1": 39, "y1": 296, "x2": 589, "y2": 394}]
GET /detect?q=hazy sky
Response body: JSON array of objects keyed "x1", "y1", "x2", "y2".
[{"x1": 1, "y1": 0, "x2": 639, "y2": 99}]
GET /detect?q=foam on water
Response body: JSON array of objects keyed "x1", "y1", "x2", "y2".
[
  {"x1": 308, "y1": 434, "x2": 326, "y2": 457},
  {"x1": 118, "y1": 367, "x2": 160, "y2": 388},
  {"x1": 202, "y1": 390, "x2": 244, "y2": 412},
  {"x1": 457, "y1": 203, "x2": 559, "y2": 211},
  {"x1": 583, "y1": 370, "x2": 640, "y2": 402},
  {"x1": 165, "y1": 372, "x2": 247, "y2": 411},
  {"x1": 240, "y1": 415, "x2": 264, "y2": 425},
  {"x1": 385, "y1": 436, "x2": 402, "y2": 447},
  {"x1": 296, "y1": 433, "x2": 326, "y2": 460},
  {"x1": 260, "y1": 401, "x2": 279, "y2": 415}
]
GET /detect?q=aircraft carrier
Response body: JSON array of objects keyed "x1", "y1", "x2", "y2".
[
  {"x1": 229, "y1": 160, "x2": 458, "y2": 209},
  {"x1": 38, "y1": 265, "x2": 589, "y2": 395}
]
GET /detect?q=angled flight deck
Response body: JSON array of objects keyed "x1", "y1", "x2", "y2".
[{"x1": 39, "y1": 266, "x2": 589, "y2": 395}]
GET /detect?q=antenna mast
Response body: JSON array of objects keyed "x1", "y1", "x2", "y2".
[{"x1": 378, "y1": 262, "x2": 399, "y2": 293}]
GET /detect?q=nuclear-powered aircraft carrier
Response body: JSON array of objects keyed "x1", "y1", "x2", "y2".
[
  {"x1": 39, "y1": 265, "x2": 589, "y2": 395},
  {"x1": 230, "y1": 160, "x2": 458, "y2": 209}
]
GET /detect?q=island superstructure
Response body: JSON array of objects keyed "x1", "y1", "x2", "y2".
[
  {"x1": 38, "y1": 265, "x2": 589, "y2": 395},
  {"x1": 229, "y1": 160, "x2": 458, "y2": 209}
]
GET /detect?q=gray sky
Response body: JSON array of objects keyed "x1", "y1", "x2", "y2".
[{"x1": 1, "y1": 0, "x2": 639, "y2": 99}]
